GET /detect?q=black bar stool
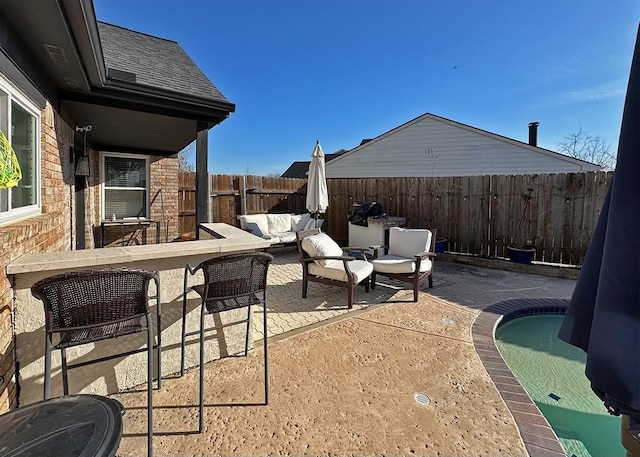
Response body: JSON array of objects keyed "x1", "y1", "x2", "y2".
[
  {"x1": 180, "y1": 252, "x2": 273, "y2": 432},
  {"x1": 31, "y1": 267, "x2": 161, "y2": 457}
]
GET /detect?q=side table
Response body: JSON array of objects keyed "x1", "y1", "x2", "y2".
[{"x1": 0, "y1": 394, "x2": 125, "y2": 457}]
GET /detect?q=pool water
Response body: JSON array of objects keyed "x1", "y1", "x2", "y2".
[{"x1": 495, "y1": 315, "x2": 625, "y2": 457}]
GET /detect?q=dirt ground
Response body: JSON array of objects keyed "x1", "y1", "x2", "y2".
[{"x1": 114, "y1": 295, "x2": 528, "y2": 456}]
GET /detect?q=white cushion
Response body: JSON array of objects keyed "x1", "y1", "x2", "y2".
[
  {"x1": 239, "y1": 215, "x2": 269, "y2": 237},
  {"x1": 290, "y1": 213, "x2": 311, "y2": 231},
  {"x1": 263, "y1": 234, "x2": 280, "y2": 244},
  {"x1": 309, "y1": 259, "x2": 373, "y2": 284},
  {"x1": 301, "y1": 232, "x2": 344, "y2": 267},
  {"x1": 266, "y1": 214, "x2": 292, "y2": 234},
  {"x1": 388, "y1": 227, "x2": 432, "y2": 258},
  {"x1": 271, "y1": 231, "x2": 297, "y2": 244},
  {"x1": 372, "y1": 255, "x2": 432, "y2": 274}
]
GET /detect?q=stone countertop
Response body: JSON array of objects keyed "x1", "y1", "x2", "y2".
[
  {"x1": 7, "y1": 223, "x2": 269, "y2": 275},
  {"x1": 366, "y1": 216, "x2": 406, "y2": 227}
]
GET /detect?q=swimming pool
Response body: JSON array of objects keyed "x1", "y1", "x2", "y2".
[{"x1": 495, "y1": 314, "x2": 625, "y2": 457}]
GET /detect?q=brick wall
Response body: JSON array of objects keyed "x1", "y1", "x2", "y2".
[
  {"x1": 0, "y1": 106, "x2": 182, "y2": 411},
  {"x1": 0, "y1": 103, "x2": 73, "y2": 413},
  {"x1": 149, "y1": 155, "x2": 179, "y2": 242}
]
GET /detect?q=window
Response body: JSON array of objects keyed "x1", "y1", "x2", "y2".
[
  {"x1": 0, "y1": 75, "x2": 41, "y2": 224},
  {"x1": 101, "y1": 153, "x2": 149, "y2": 219}
]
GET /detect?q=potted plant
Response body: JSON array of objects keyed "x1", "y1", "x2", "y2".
[
  {"x1": 435, "y1": 237, "x2": 448, "y2": 253},
  {"x1": 507, "y1": 188, "x2": 536, "y2": 264}
]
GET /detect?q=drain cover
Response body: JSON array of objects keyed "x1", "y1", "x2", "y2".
[{"x1": 414, "y1": 393, "x2": 431, "y2": 406}]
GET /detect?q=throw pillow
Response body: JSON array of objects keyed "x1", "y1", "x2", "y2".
[
  {"x1": 304, "y1": 217, "x2": 321, "y2": 231},
  {"x1": 291, "y1": 213, "x2": 311, "y2": 231},
  {"x1": 301, "y1": 232, "x2": 344, "y2": 267},
  {"x1": 244, "y1": 221, "x2": 264, "y2": 237},
  {"x1": 239, "y1": 215, "x2": 269, "y2": 237}
]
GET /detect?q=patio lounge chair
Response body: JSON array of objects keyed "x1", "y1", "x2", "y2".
[
  {"x1": 371, "y1": 227, "x2": 436, "y2": 302},
  {"x1": 296, "y1": 228, "x2": 374, "y2": 309}
]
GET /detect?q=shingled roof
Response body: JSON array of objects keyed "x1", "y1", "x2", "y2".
[
  {"x1": 97, "y1": 21, "x2": 231, "y2": 105},
  {"x1": 281, "y1": 150, "x2": 348, "y2": 178}
]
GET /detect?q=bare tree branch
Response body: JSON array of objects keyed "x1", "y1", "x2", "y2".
[
  {"x1": 178, "y1": 143, "x2": 195, "y2": 172},
  {"x1": 425, "y1": 146, "x2": 440, "y2": 176},
  {"x1": 557, "y1": 127, "x2": 616, "y2": 170}
]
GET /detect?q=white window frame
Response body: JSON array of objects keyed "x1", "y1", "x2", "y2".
[
  {"x1": 100, "y1": 152, "x2": 150, "y2": 220},
  {"x1": 0, "y1": 74, "x2": 42, "y2": 225}
]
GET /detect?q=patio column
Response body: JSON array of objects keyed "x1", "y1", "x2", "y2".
[{"x1": 195, "y1": 121, "x2": 209, "y2": 229}]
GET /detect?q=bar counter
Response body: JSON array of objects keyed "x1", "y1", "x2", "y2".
[{"x1": 8, "y1": 223, "x2": 270, "y2": 406}]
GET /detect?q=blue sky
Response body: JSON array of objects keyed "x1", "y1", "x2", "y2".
[{"x1": 94, "y1": 1, "x2": 640, "y2": 175}]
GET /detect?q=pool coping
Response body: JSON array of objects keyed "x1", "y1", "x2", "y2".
[{"x1": 472, "y1": 298, "x2": 570, "y2": 457}]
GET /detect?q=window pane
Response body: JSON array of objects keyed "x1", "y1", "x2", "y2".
[
  {"x1": 0, "y1": 189, "x2": 7, "y2": 212},
  {"x1": 10, "y1": 102, "x2": 37, "y2": 209},
  {"x1": 105, "y1": 156, "x2": 146, "y2": 188},
  {"x1": 104, "y1": 189, "x2": 146, "y2": 219}
]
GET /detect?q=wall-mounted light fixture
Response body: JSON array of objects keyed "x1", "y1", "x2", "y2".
[
  {"x1": 74, "y1": 124, "x2": 92, "y2": 177},
  {"x1": 74, "y1": 155, "x2": 90, "y2": 177}
]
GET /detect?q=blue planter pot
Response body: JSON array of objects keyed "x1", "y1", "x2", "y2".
[
  {"x1": 435, "y1": 238, "x2": 448, "y2": 253},
  {"x1": 508, "y1": 246, "x2": 535, "y2": 264}
]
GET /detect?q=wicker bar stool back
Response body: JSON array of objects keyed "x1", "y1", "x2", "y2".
[
  {"x1": 31, "y1": 267, "x2": 160, "y2": 457},
  {"x1": 181, "y1": 252, "x2": 273, "y2": 432}
]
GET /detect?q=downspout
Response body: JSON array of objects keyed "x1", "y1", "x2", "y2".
[
  {"x1": 9, "y1": 275, "x2": 20, "y2": 407},
  {"x1": 70, "y1": 179, "x2": 74, "y2": 251}
]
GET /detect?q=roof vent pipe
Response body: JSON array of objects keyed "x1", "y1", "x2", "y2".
[{"x1": 528, "y1": 122, "x2": 539, "y2": 147}]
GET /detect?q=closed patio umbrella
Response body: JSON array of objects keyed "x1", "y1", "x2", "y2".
[
  {"x1": 306, "y1": 141, "x2": 328, "y2": 227},
  {"x1": 558, "y1": 23, "x2": 640, "y2": 435}
]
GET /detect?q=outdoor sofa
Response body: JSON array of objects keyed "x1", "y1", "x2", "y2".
[{"x1": 238, "y1": 213, "x2": 323, "y2": 246}]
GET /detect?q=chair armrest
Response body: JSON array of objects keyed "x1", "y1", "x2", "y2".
[
  {"x1": 414, "y1": 251, "x2": 436, "y2": 259},
  {"x1": 183, "y1": 263, "x2": 201, "y2": 296},
  {"x1": 301, "y1": 255, "x2": 355, "y2": 263},
  {"x1": 184, "y1": 263, "x2": 199, "y2": 275},
  {"x1": 341, "y1": 246, "x2": 370, "y2": 252},
  {"x1": 302, "y1": 255, "x2": 360, "y2": 283},
  {"x1": 368, "y1": 245, "x2": 387, "y2": 259}
]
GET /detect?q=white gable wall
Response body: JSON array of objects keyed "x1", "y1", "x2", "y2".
[{"x1": 326, "y1": 114, "x2": 601, "y2": 178}]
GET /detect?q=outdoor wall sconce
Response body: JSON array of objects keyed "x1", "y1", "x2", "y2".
[
  {"x1": 74, "y1": 124, "x2": 92, "y2": 177},
  {"x1": 74, "y1": 155, "x2": 90, "y2": 177}
]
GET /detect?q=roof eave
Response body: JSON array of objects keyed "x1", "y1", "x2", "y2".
[
  {"x1": 60, "y1": 0, "x2": 107, "y2": 88},
  {"x1": 102, "y1": 79, "x2": 235, "y2": 114},
  {"x1": 61, "y1": 87, "x2": 234, "y2": 126}
]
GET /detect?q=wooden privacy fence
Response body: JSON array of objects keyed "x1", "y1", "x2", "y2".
[
  {"x1": 178, "y1": 173, "x2": 308, "y2": 234},
  {"x1": 326, "y1": 171, "x2": 612, "y2": 266},
  {"x1": 178, "y1": 171, "x2": 612, "y2": 266}
]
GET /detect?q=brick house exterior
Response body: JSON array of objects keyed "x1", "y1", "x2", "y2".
[
  {"x1": 0, "y1": 103, "x2": 73, "y2": 411},
  {"x1": 0, "y1": 0, "x2": 234, "y2": 412}
]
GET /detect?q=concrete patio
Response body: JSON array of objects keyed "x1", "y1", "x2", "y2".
[{"x1": 112, "y1": 247, "x2": 576, "y2": 456}]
